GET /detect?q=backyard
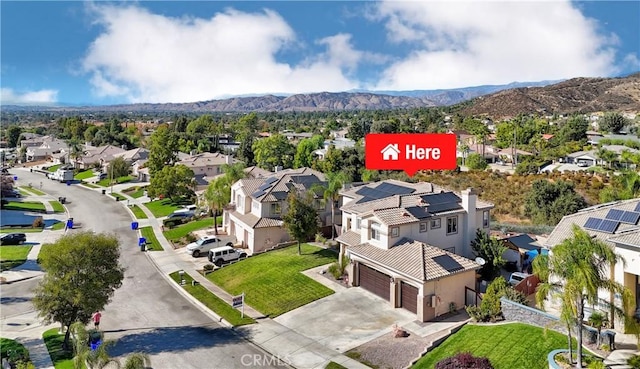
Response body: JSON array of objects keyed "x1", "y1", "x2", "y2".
[
  {"x1": 208, "y1": 244, "x2": 336, "y2": 317},
  {"x1": 412, "y1": 323, "x2": 575, "y2": 369},
  {"x1": 0, "y1": 245, "x2": 32, "y2": 271}
]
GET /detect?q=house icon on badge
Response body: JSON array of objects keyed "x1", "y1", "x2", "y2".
[{"x1": 381, "y1": 143, "x2": 400, "y2": 161}]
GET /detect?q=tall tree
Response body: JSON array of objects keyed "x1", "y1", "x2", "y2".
[
  {"x1": 221, "y1": 162, "x2": 246, "y2": 185},
  {"x1": 470, "y1": 229, "x2": 507, "y2": 281},
  {"x1": 311, "y1": 171, "x2": 348, "y2": 241},
  {"x1": 147, "y1": 125, "x2": 178, "y2": 176},
  {"x1": 147, "y1": 164, "x2": 195, "y2": 201},
  {"x1": 203, "y1": 177, "x2": 229, "y2": 235},
  {"x1": 252, "y1": 134, "x2": 295, "y2": 171},
  {"x1": 524, "y1": 180, "x2": 587, "y2": 225},
  {"x1": 282, "y1": 190, "x2": 319, "y2": 255},
  {"x1": 600, "y1": 112, "x2": 628, "y2": 133},
  {"x1": 7, "y1": 125, "x2": 23, "y2": 148},
  {"x1": 534, "y1": 225, "x2": 632, "y2": 369},
  {"x1": 32, "y1": 232, "x2": 125, "y2": 350},
  {"x1": 107, "y1": 156, "x2": 130, "y2": 180},
  {"x1": 293, "y1": 135, "x2": 324, "y2": 169}
]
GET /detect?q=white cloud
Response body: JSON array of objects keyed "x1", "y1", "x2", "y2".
[
  {"x1": 81, "y1": 5, "x2": 366, "y2": 103},
  {"x1": 372, "y1": 0, "x2": 620, "y2": 90},
  {"x1": 1, "y1": 88, "x2": 58, "y2": 105}
]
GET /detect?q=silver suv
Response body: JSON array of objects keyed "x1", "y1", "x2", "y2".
[{"x1": 208, "y1": 245, "x2": 247, "y2": 266}]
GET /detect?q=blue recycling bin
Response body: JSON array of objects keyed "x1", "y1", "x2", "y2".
[
  {"x1": 13, "y1": 176, "x2": 17, "y2": 181},
  {"x1": 66, "y1": 219, "x2": 74, "y2": 229},
  {"x1": 66, "y1": 181, "x2": 71, "y2": 186},
  {"x1": 139, "y1": 237, "x2": 146, "y2": 246},
  {"x1": 131, "y1": 222, "x2": 139, "y2": 230}
]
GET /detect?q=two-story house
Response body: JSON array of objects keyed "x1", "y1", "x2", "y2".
[
  {"x1": 544, "y1": 198, "x2": 640, "y2": 332},
  {"x1": 223, "y1": 167, "x2": 333, "y2": 254},
  {"x1": 177, "y1": 152, "x2": 239, "y2": 176},
  {"x1": 336, "y1": 179, "x2": 493, "y2": 322}
]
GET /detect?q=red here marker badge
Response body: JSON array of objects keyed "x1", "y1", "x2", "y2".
[{"x1": 365, "y1": 133, "x2": 457, "y2": 177}]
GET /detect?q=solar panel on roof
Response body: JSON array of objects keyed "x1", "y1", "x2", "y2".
[
  {"x1": 635, "y1": 202, "x2": 640, "y2": 212},
  {"x1": 258, "y1": 183, "x2": 273, "y2": 191},
  {"x1": 428, "y1": 202, "x2": 462, "y2": 213},
  {"x1": 620, "y1": 211, "x2": 640, "y2": 225},
  {"x1": 383, "y1": 183, "x2": 415, "y2": 194},
  {"x1": 433, "y1": 255, "x2": 464, "y2": 273},
  {"x1": 597, "y1": 219, "x2": 619, "y2": 234},
  {"x1": 405, "y1": 206, "x2": 430, "y2": 219},
  {"x1": 252, "y1": 190, "x2": 266, "y2": 198},
  {"x1": 265, "y1": 177, "x2": 278, "y2": 184},
  {"x1": 584, "y1": 217, "x2": 603, "y2": 231},
  {"x1": 605, "y1": 209, "x2": 624, "y2": 221}
]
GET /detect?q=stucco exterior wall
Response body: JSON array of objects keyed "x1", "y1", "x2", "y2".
[
  {"x1": 253, "y1": 227, "x2": 290, "y2": 253},
  {"x1": 423, "y1": 270, "x2": 477, "y2": 317}
]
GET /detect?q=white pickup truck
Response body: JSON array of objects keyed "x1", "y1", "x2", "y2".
[{"x1": 48, "y1": 169, "x2": 74, "y2": 182}]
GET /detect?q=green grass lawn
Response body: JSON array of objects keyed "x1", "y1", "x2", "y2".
[
  {"x1": 17, "y1": 188, "x2": 31, "y2": 197},
  {"x1": 47, "y1": 164, "x2": 61, "y2": 172},
  {"x1": 0, "y1": 245, "x2": 32, "y2": 271},
  {"x1": 170, "y1": 271, "x2": 255, "y2": 326},
  {"x1": 0, "y1": 337, "x2": 31, "y2": 365},
  {"x1": 49, "y1": 201, "x2": 65, "y2": 213},
  {"x1": 19, "y1": 186, "x2": 45, "y2": 196},
  {"x1": 140, "y1": 226, "x2": 161, "y2": 251},
  {"x1": 3, "y1": 201, "x2": 46, "y2": 213},
  {"x1": 97, "y1": 175, "x2": 133, "y2": 187},
  {"x1": 112, "y1": 192, "x2": 125, "y2": 201},
  {"x1": 0, "y1": 227, "x2": 43, "y2": 233},
  {"x1": 143, "y1": 199, "x2": 184, "y2": 218},
  {"x1": 128, "y1": 187, "x2": 147, "y2": 198},
  {"x1": 50, "y1": 221, "x2": 65, "y2": 231},
  {"x1": 73, "y1": 169, "x2": 95, "y2": 180},
  {"x1": 130, "y1": 204, "x2": 148, "y2": 219},
  {"x1": 163, "y1": 217, "x2": 218, "y2": 241},
  {"x1": 325, "y1": 362, "x2": 347, "y2": 369},
  {"x1": 209, "y1": 244, "x2": 336, "y2": 317},
  {"x1": 412, "y1": 323, "x2": 575, "y2": 369},
  {"x1": 43, "y1": 328, "x2": 74, "y2": 369},
  {"x1": 82, "y1": 182, "x2": 99, "y2": 188}
]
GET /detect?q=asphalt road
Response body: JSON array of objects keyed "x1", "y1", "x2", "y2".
[{"x1": 7, "y1": 171, "x2": 284, "y2": 369}]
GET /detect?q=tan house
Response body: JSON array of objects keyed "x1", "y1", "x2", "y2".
[
  {"x1": 545, "y1": 198, "x2": 640, "y2": 331},
  {"x1": 177, "y1": 152, "x2": 239, "y2": 176},
  {"x1": 337, "y1": 180, "x2": 492, "y2": 321},
  {"x1": 74, "y1": 145, "x2": 127, "y2": 169},
  {"x1": 25, "y1": 137, "x2": 68, "y2": 162},
  {"x1": 223, "y1": 167, "x2": 332, "y2": 254}
]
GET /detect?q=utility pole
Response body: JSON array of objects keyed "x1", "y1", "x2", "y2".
[{"x1": 512, "y1": 122, "x2": 517, "y2": 168}]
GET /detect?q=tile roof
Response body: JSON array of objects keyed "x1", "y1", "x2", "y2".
[
  {"x1": 607, "y1": 229, "x2": 640, "y2": 248},
  {"x1": 255, "y1": 218, "x2": 284, "y2": 228},
  {"x1": 244, "y1": 166, "x2": 272, "y2": 178},
  {"x1": 336, "y1": 230, "x2": 361, "y2": 247},
  {"x1": 177, "y1": 152, "x2": 238, "y2": 168},
  {"x1": 229, "y1": 211, "x2": 260, "y2": 228},
  {"x1": 545, "y1": 198, "x2": 640, "y2": 248},
  {"x1": 349, "y1": 240, "x2": 480, "y2": 282},
  {"x1": 236, "y1": 167, "x2": 325, "y2": 203}
]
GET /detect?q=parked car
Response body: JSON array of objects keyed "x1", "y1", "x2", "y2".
[
  {"x1": 173, "y1": 204, "x2": 198, "y2": 215},
  {"x1": 186, "y1": 236, "x2": 224, "y2": 257},
  {"x1": 508, "y1": 272, "x2": 530, "y2": 286},
  {"x1": 98, "y1": 172, "x2": 108, "y2": 180},
  {"x1": 1, "y1": 233, "x2": 27, "y2": 245},
  {"x1": 208, "y1": 245, "x2": 247, "y2": 266},
  {"x1": 577, "y1": 161, "x2": 589, "y2": 167},
  {"x1": 162, "y1": 211, "x2": 195, "y2": 227}
]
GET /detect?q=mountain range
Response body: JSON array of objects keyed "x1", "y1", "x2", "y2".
[{"x1": 2, "y1": 74, "x2": 639, "y2": 118}]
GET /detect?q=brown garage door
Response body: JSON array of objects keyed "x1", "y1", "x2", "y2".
[
  {"x1": 401, "y1": 282, "x2": 418, "y2": 313},
  {"x1": 359, "y1": 264, "x2": 390, "y2": 301}
]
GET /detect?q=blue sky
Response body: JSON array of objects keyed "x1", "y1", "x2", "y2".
[{"x1": 1, "y1": 1, "x2": 639, "y2": 106}]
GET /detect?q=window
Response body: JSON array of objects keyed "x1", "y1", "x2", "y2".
[
  {"x1": 446, "y1": 216, "x2": 458, "y2": 235},
  {"x1": 271, "y1": 203, "x2": 281, "y2": 215},
  {"x1": 356, "y1": 218, "x2": 361, "y2": 230},
  {"x1": 430, "y1": 218, "x2": 441, "y2": 229},
  {"x1": 391, "y1": 226, "x2": 399, "y2": 238},
  {"x1": 370, "y1": 222, "x2": 381, "y2": 240},
  {"x1": 483, "y1": 211, "x2": 490, "y2": 228},
  {"x1": 419, "y1": 222, "x2": 428, "y2": 233}
]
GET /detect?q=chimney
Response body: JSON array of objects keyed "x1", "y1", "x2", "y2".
[
  {"x1": 121, "y1": 144, "x2": 127, "y2": 150},
  {"x1": 274, "y1": 165, "x2": 283, "y2": 173},
  {"x1": 461, "y1": 188, "x2": 478, "y2": 259},
  {"x1": 225, "y1": 154, "x2": 233, "y2": 165}
]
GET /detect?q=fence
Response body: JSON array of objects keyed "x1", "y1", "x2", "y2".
[{"x1": 465, "y1": 286, "x2": 483, "y2": 307}]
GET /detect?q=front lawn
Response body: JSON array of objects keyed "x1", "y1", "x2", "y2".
[
  {"x1": 0, "y1": 227, "x2": 43, "y2": 233},
  {"x1": 123, "y1": 186, "x2": 147, "y2": 199},
  {"x1": 83, "y1": 183, "x2": 99, "y2": 188},
  {"x1": 19, "y1": 186, "x2": 45, "y2": 196},
  {"x1": 412, "y1": 323, "x2": 575, "y2": 369},
  {"x1": 170, "y1": 271, "x2": 255, "y2": 326},
  {"x1": 97, "y1": 175, "x2": 133, "y2": 187},
  {"x1": 163, "y1": 217, "x2": 218, "y2": 241},
  {"x1": 47, "y1": 164, "x2": 62, "y2": 172},
  {"x1": 49, "y1": 200, "x2": 65, "y2": 213},
  {"x1": 140, "y1": 226, "x2": 161, "y2": 251},
  {"x1": 73, "y1": 169, "x2": 94, "y2": 180},
  {"x1": 209, "y1": 244, "x2": 336, "y2": 317},
  {"x1": 130, "y1": 205, "x2": 148, "y2": 219},
  {"x1": 43, "y1": 328, "x2": 74, "y2": 369},
  {"x1": 3, "y1": 201, "x2": 46, "y2": 213},
  {"x1": 50, "y1": 221, "x2": 65, "y2": 230},
  {"x1": 0, "y1": 337, "x2": 31, "y2": 367},
  {"x1": 0, "y1": 245, "x2": 32, "y2": 271},
  {"x1": 143, "y1": 199, "x2": 184, "y2": 218}
]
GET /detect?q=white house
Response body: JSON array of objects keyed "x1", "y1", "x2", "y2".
[
  {"x1": 223, "y1": 167, "x2": 335, "y2": 254},
  {"x1": 545, "y1": 198, "x2": 640, "y2": 332},
  {"x1": 336, "y1": 179, "x2": 493, "y2": 321}
]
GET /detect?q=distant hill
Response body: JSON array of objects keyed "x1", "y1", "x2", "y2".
[
  {"x1": 461, "y1": 73, "x2": 640, "y2": 119},
  {"x1": 1, "y1": 80, "x2": 558, "y2": 113}
]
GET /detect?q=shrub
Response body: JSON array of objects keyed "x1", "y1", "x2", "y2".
[
  {"x1": 588, "y1": 360, "x2": 606, "y2": 369},
  {"x1": 628, "y1": 354, "x2": 640, "y2": 369},
  {"x1": 32, "y1": 216, "x2": 44, "y2": 228},
  {"x1": 203, "y1": 264, "x2": 214, "y2": 272},
  {"x1": 184, "y1": 232, "x2": 197, "y2": 243},
  {"x1": 466, "y1": 277, "x2": 524, "y2": 322},
  {"x1": 435, "y1": 353, "x2": 494, "y2": 369},
  {"x1": 327, "y1": 263, "x2": 342, "y2": 279},
  {"x1": 315, "y1": 233, "x2": 327, "y2": 244}
]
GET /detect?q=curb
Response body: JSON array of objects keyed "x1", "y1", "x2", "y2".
[{"x1": 0, "y1": 274, "x2": 39, "y2": 284}]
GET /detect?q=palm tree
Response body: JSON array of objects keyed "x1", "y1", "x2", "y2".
[
  {"x1": 311, "y1": 171, "x2": 348, "y2": 264},
  {"x1": 71, "y1": 322, "x2": 119, "y2": 369},
  {"x1": 203, "y1": 177, "x2": 229, "y2": 235},
  {"x1": 587, "y1": 311, "x2": 607, "y2": 347},
  {"x1": 221, "y1": 162, "x2": 246, "y2": 185},
  {"x1": 534, "y1": 225, "x2": 631, "y2": 369},
  {"x1": 67, "y1": 138, "x2": 84, "y2": 168}
]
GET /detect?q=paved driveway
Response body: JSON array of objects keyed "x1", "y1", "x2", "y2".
[{"x1": 274, "y1": 284, "x2": 417, "y2": 353}]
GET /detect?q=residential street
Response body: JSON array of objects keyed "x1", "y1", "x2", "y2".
[{"x1": 4, "y1": 170, "x2": 283, "y2": 369}]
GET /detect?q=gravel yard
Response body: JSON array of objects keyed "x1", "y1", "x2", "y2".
[{"x1": 347, "y1": 330, "x2": 432, "y2": 369}]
